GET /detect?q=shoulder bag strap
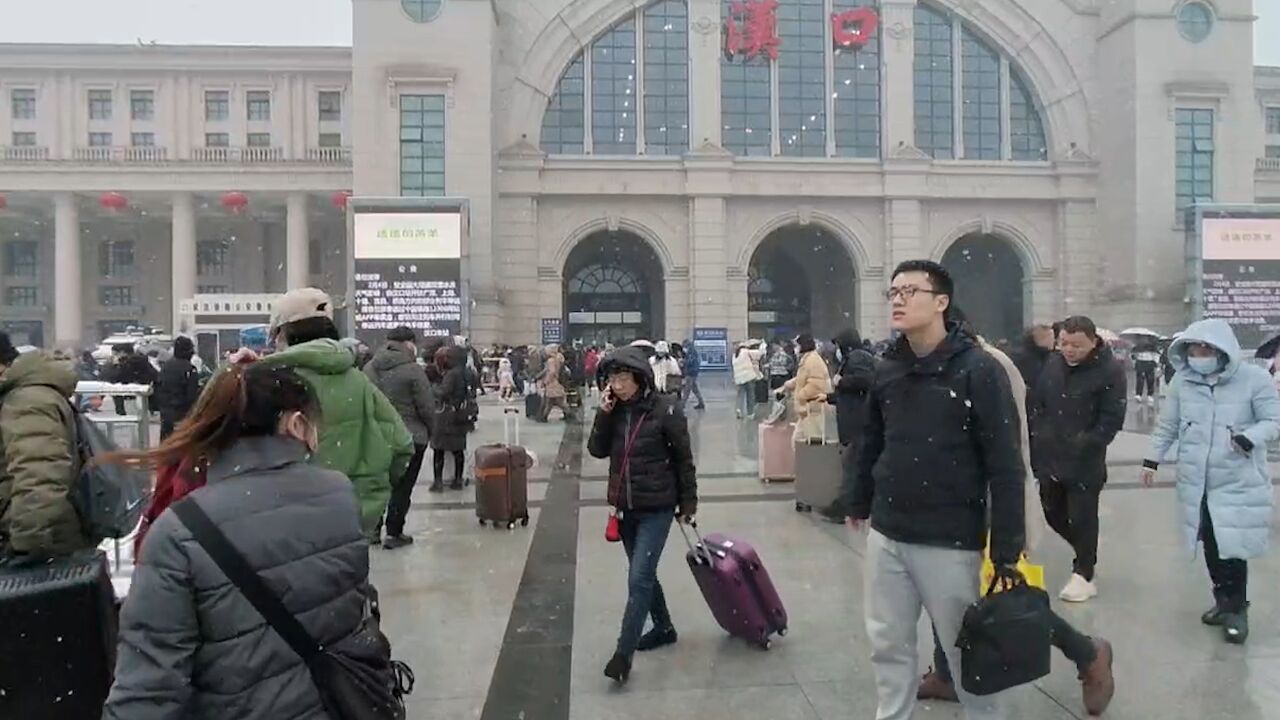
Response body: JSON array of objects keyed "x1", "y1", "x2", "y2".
[{"x1": 172, "y1": 499, "x2": 322, "y2": 661}]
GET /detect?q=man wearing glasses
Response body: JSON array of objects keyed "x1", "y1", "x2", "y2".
[{"x1": 843, "y1": 260, "x2": 1024, "y2": 720}]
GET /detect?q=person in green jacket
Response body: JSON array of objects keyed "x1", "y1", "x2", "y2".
[
  {"x1": 260, "y1": 288, "x2": 414, "y2": 540},
  {"x1": 0, "y1": 334, "x2": 96, "y2": 562}
]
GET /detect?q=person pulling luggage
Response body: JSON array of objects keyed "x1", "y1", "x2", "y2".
[{"x1": 588, "y1": 346, "x2": 698, "y2": 685}]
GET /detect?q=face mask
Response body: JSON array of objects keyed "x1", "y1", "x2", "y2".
[{"x1": 1188, "y1": 356, "x2": 1219, "y2": 375}]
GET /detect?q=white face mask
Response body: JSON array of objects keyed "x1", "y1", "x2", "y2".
[{"x1": 1188, "y1": 356, "x2": 1219, "y2": 375}]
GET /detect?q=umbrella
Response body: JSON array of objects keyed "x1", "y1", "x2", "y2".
[
  {"x1": 1120, "y1": 327, "x2": 1161, "y2": 338},
  {"x1": 1096, "y1": 328, "x2": 1120, "y2": 343},
  {"x1": 629, "y1": 339, "x2": 655, "y2": 349},
  {"x1": 1255, "y1": 334, "x2": 1280, "y2": 360}
]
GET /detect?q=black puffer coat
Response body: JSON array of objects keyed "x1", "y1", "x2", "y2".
[
  {"x1": 154, "y1": 356, "x2": 201, "y2": 427},
  {"x1": 589, "y1": 347, "x2": 697, "y2": 516},
  {"x1": 1029, "y1": 344, "x2": 1127, "y2": 491},
  {"x1": 431, "y1": 346, "x2": 473, "y2": 453},
  {"x1": 830, "y1": 328, "x2": 876, "y2": 445}
]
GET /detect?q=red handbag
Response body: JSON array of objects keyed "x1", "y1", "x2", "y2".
[
  {"x1": 605, "y1": 512, "x2": 621, "y2": 543},
  {"x1": 605, "y1": 413, "x2": 648, "y2": 542}
]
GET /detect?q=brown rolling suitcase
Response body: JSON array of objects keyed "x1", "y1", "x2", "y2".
[{"x1": 474, "y1": 407, "x2": 532, "y2": 529}]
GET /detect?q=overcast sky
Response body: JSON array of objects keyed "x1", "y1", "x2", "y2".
[{"x1": 0, "y1": 0, "x2": 1275, "y2": 64}]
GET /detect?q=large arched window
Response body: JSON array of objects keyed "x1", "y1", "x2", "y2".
[
  {"x1": 568, "y1": 263, "x2": 646, "y2": 295},
  {"x1": 913, "y1": 3, "x2": 1048, "y2": 161},
  {"x1": 539, "y1": 0, "x2": 690, "y2": 155}
]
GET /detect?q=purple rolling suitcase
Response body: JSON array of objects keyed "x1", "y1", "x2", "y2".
[{"x1": 679, "y1": 523, "x2": 787, "y2": 649}]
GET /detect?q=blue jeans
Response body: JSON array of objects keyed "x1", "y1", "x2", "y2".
[
  {"x1": 737, "y1": 383, "x2": 755, "y2": 417},
  {"x1": 616, "y1": 510, "x2": 675, "y2": 656}
]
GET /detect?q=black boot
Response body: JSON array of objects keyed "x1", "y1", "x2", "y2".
[
  {"x1": 449, "y1": 477, "x2": 465, "y2": 491},
  {"x1": 1223, "y1": 604, "x2": 1250, "y2": 644},
  {"x1": 603, "y1": 652, "x2": 632, "y2": 684},
  {"x1": 428, "y1": 480, "x2": 444, "y2": 493},
  {"x1": 636, "y1": 626, "x2": 678, "y2": 652},
  {"x1": 1201, "y1": 602, "x2": 1228, "y2": 626}
]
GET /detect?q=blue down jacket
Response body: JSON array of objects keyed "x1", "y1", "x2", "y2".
[{"x1": 1151, "y1": 319, "x2": 1280, "y2": 560}]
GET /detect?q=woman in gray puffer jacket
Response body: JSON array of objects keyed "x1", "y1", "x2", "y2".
[{"x1": 102, "y1": 362, "x2": 370, "y2": 720}]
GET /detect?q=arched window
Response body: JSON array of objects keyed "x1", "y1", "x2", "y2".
[
  {"x1": 541, "y1": 57, "x2": 585, "y2": 154},
  {"x1": 568, "y1": 264, "x2": 646, "y2": 295},
  {"x1": 913, "y1": 3, "x2": 1050, "y2": 161},
  {"x1": 539, "y1": 1, "x2": 690, "y2": 156}
]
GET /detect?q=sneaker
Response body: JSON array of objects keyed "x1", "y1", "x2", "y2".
[
  {"x1": 636, "y1": 626, "x2": 678, "y2": 652},
  {"x1": 1079, "y1": 638, "x2": 1115, "y2": 716},
  {"x1": 1223, "y1": 605, "x2": 1250, "y2": 644},
  {"x1": 382, "y1": 534, "x2": 415, "y2": 550},
  {"x1": 603, "y1": 652, "x2": 632, "y2": 684},
  {"x1": 1059, "y1": 573, "x2": 1098, "y2": 603},
  {"x1": 916, "y1": 669, "x2": 959, "y2": 702}
]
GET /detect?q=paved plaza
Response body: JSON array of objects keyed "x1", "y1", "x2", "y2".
[{"x1": 367, "y1": 379, "x2": 1280, "y2": 720}]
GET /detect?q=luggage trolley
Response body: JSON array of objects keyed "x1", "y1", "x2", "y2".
[{"x1": 74, "y1": 381, "x2": 154, "y2": 599}]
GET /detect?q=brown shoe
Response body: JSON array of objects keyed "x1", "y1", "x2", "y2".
[
  {"x1": 916, "y1": 669, "x2": 959, "y2": 702},
  {"x1": 1080, "y1": 638, "x2": 1115, "y2": 716}
]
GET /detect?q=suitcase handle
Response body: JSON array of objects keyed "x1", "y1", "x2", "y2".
[
  {"x1": 677, "y1": 519, "x2": 715, "y2": 565},
  {"x1": 503, "y1": 406, "x2": 520, "y2": 446}
]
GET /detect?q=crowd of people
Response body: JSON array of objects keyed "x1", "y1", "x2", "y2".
[{"x1": 1, "y1": 261, "x2": 1277, "y2": 716}]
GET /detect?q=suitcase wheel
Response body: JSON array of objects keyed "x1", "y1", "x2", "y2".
[
  {"x1": 507, "y1": 521, "x2": 516, "y2": 530},
  {"x1": 794, "y1": 501, "x2": 811, "y2": 513},
  {"x1": 478, "y1": 518, "x2": 487, "y2": 527},
  {"x1": 763, "y1": 477, "x2": 772, "y2": 484},
  {"x1": 759, "y1": 638, "x2": 772, "y2": 651},
  {"x1": 777, "y1": 627, "x2": 788, "y2": 637},
  {"x1": 520, "y1": 517, "x2": 530, "y2": 527}
]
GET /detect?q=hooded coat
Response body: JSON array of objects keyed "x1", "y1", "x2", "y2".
[
  {"x1": 589, "y1": 347, "x2": 697, "y2": 515},
  {"x1": 431, "y1": 346, "x2": 474, "y2": 453},
  {"x1": 830, "y1": 329, "x2": 877, "y2": 446},
  {"x1": 1150, "y1": 319, "x2": 1280, "y2": 560},
  {"x1": 365, "y1": 341, "x2": 435, "y2": 445},
  {"x1": 259, "y1": 339, "x2": 413, "y2": 532},
  {"x1": 0, "y1": 351, "x2": 94, "y2": 558},
  {"x1": 103, "y1": 436, "x2": 368, "y2": 720},
  {"x1": 786, "y1": 350, "x2": 833, "y2": 442}
]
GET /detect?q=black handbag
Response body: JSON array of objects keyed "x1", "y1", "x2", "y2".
[
  {"x1": 954, "y1": 574, "x2": 1052, "y2": 696},
  {"x1": 173, "y1": 500, "x2": 414, "y2": 720}
]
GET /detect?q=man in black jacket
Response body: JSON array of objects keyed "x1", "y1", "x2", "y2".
[
  {"x1": 153, "y1": 336, "x2": 201, "y2": 439},
  {"x1": 844, "y1": 260, "x2": 1023, "y2": 720},
  {"x1": 1011, "y1": 324, "x2": 1054, "y2": 395},
  {"x1": 107, "y1": 343, "x2": 159, "y2": 416},
  {"x1": 1030, "y1": 315, "x2": 1127, "y2": 603},
  {"x1": 588, "y1": 346, "x2": 697, "y2": 685}
]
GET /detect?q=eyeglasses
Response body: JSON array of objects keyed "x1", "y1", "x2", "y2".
[{"x1": 884, "y1": 286, "x2": 942, "y2": 302}]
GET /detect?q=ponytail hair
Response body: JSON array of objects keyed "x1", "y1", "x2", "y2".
[{"x1": 104, "y1": 362, "x2": 319, "y2": 470}]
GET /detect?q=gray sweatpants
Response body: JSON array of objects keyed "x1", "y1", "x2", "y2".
[{"x1": 864, "y1": 529, "x2": 1009, "y2": 720}]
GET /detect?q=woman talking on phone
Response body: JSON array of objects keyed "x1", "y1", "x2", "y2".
[{"x1": 588, "y1": 346, "x2": 698, "y2": 685}]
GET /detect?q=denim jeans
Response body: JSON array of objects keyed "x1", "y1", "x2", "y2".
[
  {"x1": 736, "y1": 383, "x2": 755, "y2": 417},
  {"x1": 616, "y1": 510, "x2": 675, "y2": 657}
]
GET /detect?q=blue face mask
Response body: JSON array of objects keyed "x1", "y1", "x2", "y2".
[{"x1": 1188, "y1": 356, "x2": 1219, "y2": 375}]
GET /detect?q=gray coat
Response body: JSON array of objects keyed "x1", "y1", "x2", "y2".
[
  {"x1": 103, "y1": 436, "x2": 370, "y2": 720},
  {"x1": 365, "y1": 342, "x2": 434, "y2": 445}
]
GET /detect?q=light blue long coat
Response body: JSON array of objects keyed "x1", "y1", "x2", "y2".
[{"x1": 1151, "y1": 319, "x2": 1280, "y2": 560}]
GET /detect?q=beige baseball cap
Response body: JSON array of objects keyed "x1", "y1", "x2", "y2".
[{"x1": 270, "y1": 287, "x2": 334, "y2": 334}]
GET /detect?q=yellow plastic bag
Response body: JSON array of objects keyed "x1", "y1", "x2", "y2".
[{"x1": 980, "y1": 549, "x2": 1046, "y2": 597}]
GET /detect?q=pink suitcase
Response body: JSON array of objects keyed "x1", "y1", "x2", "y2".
[
  {"x1": 758, "y1": 421, "x2": 796, "y2": 483},
  {"x1": 680, "y1": 524, "x2": 788, "y2": 649}
]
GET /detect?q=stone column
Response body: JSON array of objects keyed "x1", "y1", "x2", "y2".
[
  {"x1": 688, "y1": 0, "x2": 723, "y2": 148},
  {"x1": 879, "y1": 0, "x2": 918, "y2": 155},
  {"x1": 53, "y1": 192, "x2": 82, "y2": 347},
  {"x1": 286, "y1": 192, "x2": 310, "y2": 290},
  {"x1": 689, "y1": 196, "x2": 729, "y2": 329},
  {"x1": 171, "y1": 192, "x2": 197, "y2": 333}
]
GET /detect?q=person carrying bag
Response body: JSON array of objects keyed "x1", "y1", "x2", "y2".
[{"x1": 954, "y1": 573, "x2": 1053, "y2": 697}]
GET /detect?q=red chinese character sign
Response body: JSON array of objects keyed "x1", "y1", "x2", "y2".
[
  {"x1": 724, "y1": 0, "x2": 780, "y2": 62},
  {"x1": 832, "y1": 7, "x2": 879, "y2": 50}
]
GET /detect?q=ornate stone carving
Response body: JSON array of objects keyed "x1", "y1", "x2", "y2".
[
  {"x1": 692, "y1": 16, "x2": 717, "y2": 35},
  {"x1": 889, "y1": 142, "x2": 931, "y2": 160},
  {"x1": 606, "y1": 214, "x2": 620, "y2": 233}
]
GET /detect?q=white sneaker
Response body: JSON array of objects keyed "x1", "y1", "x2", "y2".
[{"x1": 1059, "y1": 573, "x2": 1098, "y2": 603}]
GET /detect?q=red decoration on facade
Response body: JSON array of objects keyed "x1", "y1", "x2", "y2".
[
  {"x1": 221, "y1": 191, "x2": 249, "y2": 213},
  {"x1": 99, "y1": 192, "x2": 128, "y2": 211},
  {"x1": 332, "y1": 190, "x2": 353, "y2": 210},
  {"x1": 832, "y1": 7, "x2": 879, "y2": 50},
  {"x1": 725, "y1": 0, "x2": 780, "y2": 62}
]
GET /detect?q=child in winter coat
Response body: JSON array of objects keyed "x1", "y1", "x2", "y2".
[{"x1": 498, "y1": 357, "x2": 515, "y2": 401}]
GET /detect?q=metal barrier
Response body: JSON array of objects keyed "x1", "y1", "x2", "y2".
[{"x1": 73, "y1": 381, "x2": 153, "y2": 598}]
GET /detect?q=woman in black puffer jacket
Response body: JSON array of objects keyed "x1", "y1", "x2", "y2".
[{"x1": 588, "y1": 346, "x2": 698, "y2": 685}]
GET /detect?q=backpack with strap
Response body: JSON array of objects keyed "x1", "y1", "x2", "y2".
[{"x1": 39, "y1": 388, "x2": 152, "y2": 540}]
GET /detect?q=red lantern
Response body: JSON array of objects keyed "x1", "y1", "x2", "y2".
[
  {"x1": 0, "y1": 193, "x2": 7, "y2": 211},
  {"x1": 221, "y1": 191, "x2": 249, "y2": 213},
  {"x1": 100, "y1": 192, "x2": 128, "y2": 211},
  {"x1": 332, "y1": 190, "x2": 353, "y2": 210}
]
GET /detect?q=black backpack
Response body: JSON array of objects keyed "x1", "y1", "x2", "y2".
[
  {"x1": 954, "y1": 575, "x2": 1053, "y2": 696},
  {"x1": 59, "y1": 397, "x2": 152, "y2": 540}
]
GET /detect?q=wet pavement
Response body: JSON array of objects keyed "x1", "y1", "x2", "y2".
[{"x1": 365, "y1": 378, "x2": 1280, "y2": 720}]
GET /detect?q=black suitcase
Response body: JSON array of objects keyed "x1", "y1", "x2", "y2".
[
  {"x1": 526, "y1": 392, "x2": 546, "y2": 422},
  {"x1": 0, "y1": 550, "x2": 118, "y2": 719},
  {"x1": 754, "y1": 378, "x2": 770, "y2": 404}
]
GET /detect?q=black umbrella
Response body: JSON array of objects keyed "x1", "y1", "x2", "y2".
[{"x1": 1255, "y1": 334, "x2": 1280, "y2": 360}]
